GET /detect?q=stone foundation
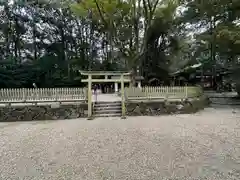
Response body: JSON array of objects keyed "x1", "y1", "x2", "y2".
[
  {"x1": 0, "y1": 103, "x2": 88, "y2": 122},
  {"x1": 126, "y1": 96, "x2": 209, "y2": 116},
  {"x1": 0, "y1": 96, "x2": 209, "y2": 121}
]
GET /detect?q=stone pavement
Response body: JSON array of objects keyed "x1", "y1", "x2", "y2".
[
  {"x1": 0, "y1": 108, "x2": 240, "y2": 180},
  {"x1": 204, "y1": 91, "x2": 238, "y2": 98},
  {"x1": 92, "y1": 93, "x2": 121, "y2": 102}
]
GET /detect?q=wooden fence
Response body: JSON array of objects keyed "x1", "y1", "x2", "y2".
[
  {"x1": 0, "y1": 86, "x2": 203, "y2": 103},
  {"x1": 0, "y1": 88, "x2": 86, "y2": 103},
  {"x1": 125, "y1": 86, "x2": 203, "y2": 100}
]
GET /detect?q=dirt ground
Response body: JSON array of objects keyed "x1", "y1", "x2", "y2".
[{"x1": 0, "y1": 107, "x2": 240, "y2": 180}]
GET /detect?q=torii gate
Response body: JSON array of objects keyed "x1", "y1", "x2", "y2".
[{"x1": 79, "y1": 71, "x2": 131, "y2": 119}]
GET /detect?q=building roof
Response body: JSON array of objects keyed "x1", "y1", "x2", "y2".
[{"x1": 135, "y1": 76, "x2": 144, "y2": 81}]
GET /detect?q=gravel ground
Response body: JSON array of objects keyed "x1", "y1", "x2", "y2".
[{"x1": 0, "y1": 108, "x2": 240, "y2": 180}]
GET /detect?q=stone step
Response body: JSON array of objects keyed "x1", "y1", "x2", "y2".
[
  {"x1": 94, "y1": 103, "x2": 121, "y2": 106},
  {"x1": 94, "y1": 103, "x2": 121, "y2": 108},
  {"x1": 94, "y1": 109, "x2": 122, "y2": 114},
  {"x1": 93, "y1": 101, "x2": 122, "y2": 117},
  {"x1": 94, "y1": 101, "x2": 121, "y2": 105},
  {"x1": 94, "y1": 106, "x2": 121, "y2": 110},
  {"x1": 94, "y1": 100, "x2": 121, "y2": 103},
  {"x1": 94, "y1": 113, "x2": 122, "y2": 117}
]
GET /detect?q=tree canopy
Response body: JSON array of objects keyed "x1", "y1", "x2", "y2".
[{"x1": 0, "y1": 0, "x2": 239, "y2": 87}]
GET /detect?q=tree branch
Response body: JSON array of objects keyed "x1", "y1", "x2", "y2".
[
  {"x1": 147, "y1": 0, "x2": 152, "y2": 13},
  {"x1": 142, "y1": 0, "x2": 149, "y2": 21},
  {"x1": 93, "y1": 0, "x2": 108, "y2": 27},
  {"x1": 151, "y1": 0, "x2": 160, "y2": 17}
]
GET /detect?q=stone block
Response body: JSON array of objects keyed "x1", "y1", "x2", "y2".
[
  {"x1": 126, "y1": 96, "x2": 207, "y2": 116},
  {"x1": 0, "y1": 103, "x2": 88, "y2": 122}
]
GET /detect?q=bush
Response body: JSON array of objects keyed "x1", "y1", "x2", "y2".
[
  {"x1": 236, "y1": 83, "x2": 240, "y2": 96},
  {"x1": 187, "y1": 86, "x2": 203, "y2": 98}
]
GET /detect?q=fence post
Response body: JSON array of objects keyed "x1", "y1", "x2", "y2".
[
  {"x1": 121, "y1": 74, "x2": 126, "y2": 119},
  {"x1": 185, "y1": 86, "x2": 188, "y2": 98},
  {"x1": 87, "y1": 74, "x2": 93, "y2": 120},
  {"x1": 23, "y1": 89, "x2": 27, "y2": 102}
]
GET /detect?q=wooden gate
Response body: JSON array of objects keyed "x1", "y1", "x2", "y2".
[{"x1": 79, "y1": 71, "x2": 131, "y2": 119}]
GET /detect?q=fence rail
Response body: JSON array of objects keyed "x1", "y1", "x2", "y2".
[
  {"x1": 0, "y1": 88, "x2": 86, "y2": 103},
  {"x1": 125, "y1": 86, "x2": 202, "y2": 100}
]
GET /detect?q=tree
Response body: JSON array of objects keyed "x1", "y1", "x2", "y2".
[
  {"x1": 71, "y1": 0, "x2": 186, "y2": 82},
  {"x1": 4, "y1": 0, "x2": 238, "y2": 88},
  {"x1": 182, "y1": 0, "x2": 240, "y2": 66}
]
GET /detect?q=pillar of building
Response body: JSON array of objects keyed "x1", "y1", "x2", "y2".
[
  {"x1": 137, "y1": 81, "x2": 141, "y2": 88},
  {"x1": 114, "y1": 82, "x2": 118, "y2": 93}
]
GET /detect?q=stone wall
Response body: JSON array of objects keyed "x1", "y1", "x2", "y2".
[
  {"x1": 0, "y1": 103, "x2": 88, "y2": 122},
  {"x1": 0, "y1": 96, "x2": 209, "y2": 121},
  {"x1": 126, "y1": 96, "x2": 209, "y2": 116}
]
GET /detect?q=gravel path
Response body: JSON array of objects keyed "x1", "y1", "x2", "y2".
[{"x1": 0, "y1": 108, "x2": 240, "y2": 180}]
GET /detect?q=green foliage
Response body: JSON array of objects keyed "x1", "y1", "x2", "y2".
[
  {"x1": 183, "y1": 0, "x2": 240, "y2": 57},
  {"x1": 1, "y1": 0, "x2": 240, "y2": 87}
]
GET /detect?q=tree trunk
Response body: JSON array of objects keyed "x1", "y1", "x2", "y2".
[{"x1": 33, "y1": 22, "x2": 37, "y2": 61}]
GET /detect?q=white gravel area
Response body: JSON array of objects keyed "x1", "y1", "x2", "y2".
[{"x1": 0, "y1": 108, "x2": 240, "y2": 180}]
